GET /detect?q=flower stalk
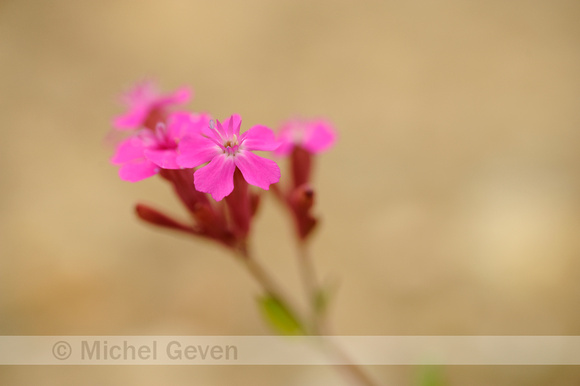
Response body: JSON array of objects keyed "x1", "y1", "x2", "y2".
[{"x1": 238, "y1": 244, "x2": 380, "y2": 386}]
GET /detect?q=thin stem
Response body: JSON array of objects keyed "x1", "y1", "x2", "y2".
[
  {"x1": 238, "y1": 246, "x2": 381, "y2": 386},
  {"x1": 297, "y1": 241, "x2": 323, "y2": 333},
  {"x1": 237, "y1": 247, "x2": 307, "y2": 330},
  {"x1": 296, "y1": 243, "x2": 380, "y2": 386},
  {"x1": 326, "y1": 338, "x2": 381, "y2": 386}
]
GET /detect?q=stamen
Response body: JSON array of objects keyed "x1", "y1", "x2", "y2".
[
  {"x1": 205, "y1": 135, "x2": 224, "y2": 150},
  {"x1": 208, "y1": 119, "x2": 227, "y2": 143}
]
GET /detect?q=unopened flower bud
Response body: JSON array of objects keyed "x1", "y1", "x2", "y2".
[{"x1": 135, "y1": 203, "x2": 198, "y2": 234}]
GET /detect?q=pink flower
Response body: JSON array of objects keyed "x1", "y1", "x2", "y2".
[
  {"x1": 111, "y1": 112, "x2": 210, "y2": 182},
  {"x1": 177, "y1": 114, "x2": 281, "y2": 201},
  {"x1": 275, "y1": 119, "x2": 337, "y2": 156},
  {"x1": 113, "y1": 81, "x2": 191, "y2": 130}
]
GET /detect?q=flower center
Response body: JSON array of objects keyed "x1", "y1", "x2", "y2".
[
  {"x1": 223, "y1": 136, "x2": 239, "y2": 156},
  {"x1": 139, "y1": 122, "x2": 178, "y2": 150},
  {"x1": 208, "y1": 120, "x2": 242, "y2": 156}
]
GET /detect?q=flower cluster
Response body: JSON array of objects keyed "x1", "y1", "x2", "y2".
[
  {"x1": 110, "y1": 81, "x2": 336, "y2": 250},
  {"x1": 106, "y1": 82, "x2": 389, "y2": 386}
]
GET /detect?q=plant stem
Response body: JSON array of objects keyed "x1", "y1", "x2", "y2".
[
  {"x1": 237, "y1": 247, "x2": 306, "y2": 329},
  {"x1": 296, "y1": 243, "x2": 380, "y2": 386},
  {"x1": 297, "y1": 241, "x2": 324, "y2": 333},
  {"x1": 325, "y1": 337, "x2": 382, "y2": 386},
  {"x1": 238, "y1": 246, "x2": 381, "y2": 386}
]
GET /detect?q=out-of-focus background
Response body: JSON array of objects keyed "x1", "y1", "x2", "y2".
[{"x1": 1, "y1": 0, "x2": 580, "y2": 384}]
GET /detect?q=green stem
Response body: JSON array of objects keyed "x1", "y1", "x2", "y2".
[
  {"x1": 237, "y1": 246, "x2": 308, "y2": 331},
  {"x1": 238, "y1": 245, "x2": 381, "y2": 386},
  {"x1": 297, "y1": 241, "x2": 325, "y2": 334}
]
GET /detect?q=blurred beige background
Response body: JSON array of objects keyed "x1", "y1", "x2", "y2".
[{"x1": 1, "y1": 0, "x2": 580, "y2": 385}]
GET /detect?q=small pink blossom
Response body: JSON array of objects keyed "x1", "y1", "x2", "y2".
[
  {"x1": 275, "y1": 119, "x2": 337, "y2": 156},
  {"x1": 113, "y1": 81, "x2": 191, "y2": 130},
  {"x1": 177, "y1": 114, "x2": 280, "y2": 201},
  {"x1": 111, "y1": 112, "x2": 210, "y2": 182}
]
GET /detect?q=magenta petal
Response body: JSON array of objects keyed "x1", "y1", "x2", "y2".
[
  {"x1": 274, "y1": 122, "x2": 300, "y2": 156},
  {"x1": 303, "y1": 121, "x2": 337, "y2": 153},
  {"x1": 166, "y1": 87, "x2": 191, "y2": 105},
  {"x1": 112, "y1": 107, "x2": 149, "y2": 130},
  {"x1": 118, "y1": 159, "x2": 159, "y2": 182},
  {"x1": 143, "y1": 148, "x2": 180, "y2": 169},
  {"x1": 214, "y1": 119, "x2": 228, "y2": 139},
  {"x1": 274, "y1": 140, "x2": 294, "y2": 157},
  {"x1": 155, "y1": 87, "x2": 191, "y2": 108},
  {"x1": 234, "y1": 151, "x2": 280, "y2": 190},
  {"x1": 240, "y1": 125, "x2": 279, "y2": 151},
  {"x1": 220, "y1": 114, "x2": 242, "y2": 137},
  {"x1": 122, "y1": 80, "x2": 158, "y2": 105},
  {"x1": 168, "y1": 112, "x2": 211, "y2": 139},
  {"x1": 166, "y1": 112, "x2": 193, "y2": 139},
  {"x1": 232, "y1": 114, "x2": 242, "y2": 136},
  {"x1": 176, "y1": 136, "x2": 222, "y2": 168},
  {"x1": 114, "y1": 83, "x2": 191, "y2": 130},
  {"x1": 111, "y1": 137, "x2": 145, "y2": 164},
  {"x1": 194, "y1": 154, "x2": 236, "y2": 201},
  {"x1": 189, "y1": 112, "x2": 212, "y2": 135}
]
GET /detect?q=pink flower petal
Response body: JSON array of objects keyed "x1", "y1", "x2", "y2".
[
  {"x1": 233, "y1": 115, "x2": 242, "y2": 136},
  {"x1": 274, "y1": 119, "x2": 337, "y2": 156},
  {"x1": 118, "y1": 159, "x2": 159, "y2": 182},
  {"x1": 113, "y1": 83, "x2": 192, "y2": 130},
  {"x1": 121, "y1": 80, "x2": 158, "y2": 105},
  {"x1": 111, "y1": 137, "x2": 145, "y2": 164},
  {"x1": 112, "y1": 107, "x2": 149, "y2": 130},
  {"x1": 167, "y1": 112, "x2": 211, "y2": 139},
  {"x1": 274, "y1": 120, "x2": 304, "y2": 156},
  {"x1": 303, "y1": 120, "x2": 336, "y2": 153},
  {"x1": 143, "y1": 148, "x2": 180, "y2": 169},
  {"x1": 158, "y1": 86, "x2": 191, "y2": 106},
  {"x1": 194, "y1": 154, "x2": 236, "y2": 201},
  {"x1": 176, "y1": 135, "x2": 222, "y2": 168},
  {"x1": 212, "y1": 119, "x2": 231, "y2": 142},
  {"x1": 202, "y1": 123, "x2": 224, "y2": 142},
  {"x1": 273, "y1": 140, "x2": 294, "y2": 157},
  {"x1": 221, "y1": 114, "x2": 242, "y2": 137},
  {"x1": 240, "y1": 125, "x2": 279, "y2": 151},
  {"x1": 165, "y1": 112, "x2": 192, "y2": 139},
  {"x1": 234, "y1": 150, "x2": 280, "y2": 190}
]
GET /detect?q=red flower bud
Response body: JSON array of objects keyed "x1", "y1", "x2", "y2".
[{"x1": 135, "y1": 203, "x2": 198, "y2": 235}]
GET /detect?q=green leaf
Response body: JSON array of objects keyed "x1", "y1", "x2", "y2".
[
  {"x1": 417, "y1": 366, "x2": 446, "y2": 386},
  {"x1": 257, "y1": 295, "x2": 305, "y2": 335}
]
